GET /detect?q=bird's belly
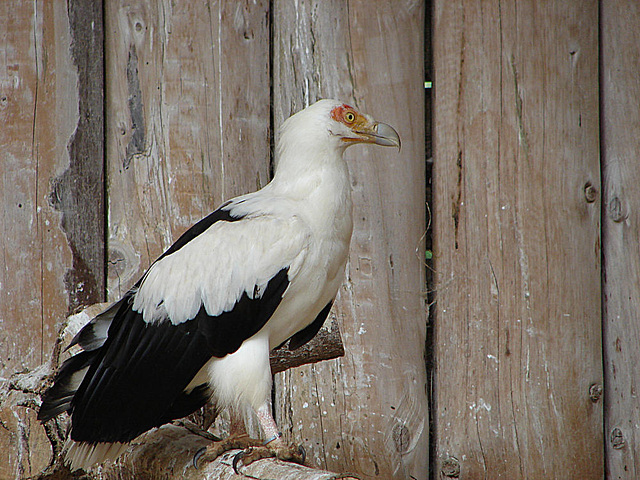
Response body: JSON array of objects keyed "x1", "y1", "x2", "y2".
[{"x1": 204, "y1": 332, "x2": 272, "y2": 410}]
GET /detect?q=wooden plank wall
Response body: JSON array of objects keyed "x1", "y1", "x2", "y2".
[
  {"x1": 0, "y1": 0, "x2": 104, "y2": 477},
  {"x1": 601, "y1": 1, "x2": 640, "y2": 478},
  {"x1": 105, "y1": 0, "x2": 271, "y2": 299},
  {"x1": 272, "y1": 1, "x2": 428, "y2": 479},
  {"x1": 432, "y1": 1, "x2": 603, "y2": 479},
  {"x1": 4, "y1": 1, "x2": 640, "y2": 480}
]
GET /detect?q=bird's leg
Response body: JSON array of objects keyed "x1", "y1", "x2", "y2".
[
  {"x1": 232, "y1": 402, "x2": 305, "y2": 472},
  {"x1": 192, "y1": 410, "x2": 259, "y2": 468},
  {"x1": 193, "y1": 403, "x2": 304, "y2": 471}
]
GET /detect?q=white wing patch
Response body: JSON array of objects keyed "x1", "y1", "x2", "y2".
[{"x1": 132, "y1": 215, "x2": 309, "y2": 325}]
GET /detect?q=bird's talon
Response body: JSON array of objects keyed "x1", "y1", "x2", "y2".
[
  {"x1": 193, "y1": 446, "x2": 207, "y2": 469},
  {"x1": 232, "y1": 450, "x2": 245, "y2": 474},
  {"x1": 298, "y1": 445, "x2": 306, "y2": 464}
]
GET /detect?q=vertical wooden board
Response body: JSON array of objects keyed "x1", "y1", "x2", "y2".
[
  {"x1": 58, "y1": 0, "x2": 106, "y2": 311},
  {"x1": 105, "y1": 0, "x2": 270, "y2": 299},
  {"x1": 0, "y1": 0, "x2": 73, "y2": 385},
  {"x1": 272, "y1": 2, "x2": 428, "y2": 479},
  {"x1": 0, "y1": 0, "x2": 103, "y2": 477},
  {"x1": 432, "y1": 1, "x2": 602, "y2": 479},
  {"x1": 601, "y1": 1, "x2": 640, "y2": 478},
  {"x1": 0, "y1": 3, "x2": 71, "y2": 478}
]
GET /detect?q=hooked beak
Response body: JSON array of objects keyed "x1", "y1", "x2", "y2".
[
  {"x1": 352, "y1": 119, "x2": 401, "y2": 150},
  {"x1": 368, "y1": 122, "x2": 401, "y2": 149}
]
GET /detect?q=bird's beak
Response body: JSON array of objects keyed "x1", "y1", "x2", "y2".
[
  {"x1": 352, "y1": 119, "x2": 401, "y2": 150},
  {"x1": 370, "y1": 122, "x2": 401, "y2": 149}
]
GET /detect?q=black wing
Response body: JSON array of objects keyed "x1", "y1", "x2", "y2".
[
  {"x1": 39, "y1": 205, "x2": 243, "y2": 424},
  {"x1": 68, "y1": 268, "x2": 289, "y2": 443},
  {"x1": 39, "y1": 202, "x2": 295, "y2": 444}
]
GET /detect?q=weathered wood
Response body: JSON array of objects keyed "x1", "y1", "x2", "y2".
[
  {"x1": 272, "y1": 2, "x2": 428, "y2": 478},
  {"x1": 105, "y1": 0, "x2": 271, "y2": 299},
  {"x1": 59, "y1": 0, "x2": 106, "y2": 311},
  {"x1": 432, "y1": 1, "x2": 602, "y2": 478},
  {"x1": 97, "y1": 426, "x2": 347, "y2": 480},
  {"x1": 35, "y1": 426, "x2": 348, "y2": 480},
  {"x1": 601, "y1": 1, "x2": 640, "y2": 478},
  {"x1": 0, "y1": 1, "x2": 104, "y2": 477}
]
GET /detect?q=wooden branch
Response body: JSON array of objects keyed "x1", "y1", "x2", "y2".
[
  {"x1": 15, "y1": 303, "x2": 347, "y2": 479},
  {"x1": 35, "y1": 425, "x2": 360, "y2": 480},
  {"x1": 90, "y1": 424, "x2": 354, "y2": 480},
  {"x1": 270, "y1": 318, "x2": 345, "y2": 374}
]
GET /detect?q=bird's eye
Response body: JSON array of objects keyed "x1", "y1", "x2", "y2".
[{"x1": 344, "y1": 111, "x2": 356, "y2": 123}]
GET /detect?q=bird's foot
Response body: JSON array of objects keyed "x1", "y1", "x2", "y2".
[
  {"x1": 193, "y1": 434, "x2": 260, "y2": 469},
  {"x1": 232, "y1": 438, "x2": 306, "y2": 474}
]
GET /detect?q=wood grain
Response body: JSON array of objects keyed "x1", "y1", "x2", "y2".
[
  {"x1": 432, "y1": 1, "x2": 602, "y2": 478},
  {"x1": 272, "y1": 2, "x2": 428, "y2": 479},
  {"x1": 105, "y1": 0, "x2": 271, "y2": 299},
  {"x1": 0, "y1": 1, "x2": 103, "y2": 477},
  {"x1": 601, "y1": 1, "x2": 640, "y2": 478}
]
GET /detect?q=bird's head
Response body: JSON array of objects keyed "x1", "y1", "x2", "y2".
[
  {"x1": 278, "y1": 99, "x2": 401, "y2": 155},
  {"x1": 326, "y1": 101, "x2": 401, "y2": 150},
  {"x1": 272, "y1": 99, "x2": 400, "y2": 183}
]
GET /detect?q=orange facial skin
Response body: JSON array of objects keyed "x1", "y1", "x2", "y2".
[
  {"x1": 330, "y1": 103, "x2": 401, "y2": 149},
  {"x1": 330, "y1": 104, "x2": 372, "y2": 143},
  {"x1": 331, "y1": 104, "x2": 362, "y2": 127}
]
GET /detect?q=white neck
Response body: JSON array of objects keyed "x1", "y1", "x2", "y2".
[{"x1": 268, "y1": 121, "x2": 353, "y2": 238}]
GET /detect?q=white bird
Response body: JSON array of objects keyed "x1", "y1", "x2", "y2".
[{"x1": 38, "y1": 99, "x2": 400, "y2": 471}]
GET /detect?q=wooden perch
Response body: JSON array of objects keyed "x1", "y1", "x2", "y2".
[
  {"x1": 270, "y1": 317, "x2": 345, "y2": 374},
  {"x1": 36, "y1": 425, "x2": 360, "y2": 480},
  {"x1": 75, "y1": 424, "x2": 353, "y2": 480},
  {"x1": 15, "y1": 303, "x2": 349, "y2": 479}
]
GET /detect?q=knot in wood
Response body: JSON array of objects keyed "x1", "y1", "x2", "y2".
[
  {"x1": 583, "y1": 182, "x2": 597, "y2": 203},
  {"x1": 392, "y1": 423, "x2": 411, "y2": 453},
  {"x1": 608, "y1": 196, "x2": 627, "y2": 222},
  {"x1": 611, "y1": 428, "x2": 626, "y2": 449},
  {"x1": 589, "y1": 383, "x2": 603, "y2": 402},
  {"x1": 441, "y1": 457, "x2": 461, "y2": 478}
]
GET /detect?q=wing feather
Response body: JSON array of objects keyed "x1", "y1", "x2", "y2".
[{"x1": 133, "y1": 214, "x2": 308, "y2": 324}]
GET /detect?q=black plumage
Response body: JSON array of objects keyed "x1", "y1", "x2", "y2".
[{"x1": 51, "y1": 268, "x2": 289, "y2": 444}]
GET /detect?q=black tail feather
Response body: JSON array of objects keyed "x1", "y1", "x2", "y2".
[{"x1": 38, "y1": 350, "x2": 99, "y2": 422}]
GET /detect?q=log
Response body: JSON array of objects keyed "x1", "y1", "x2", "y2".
[{"x1": 36, "y1": 425, "x2": 352, "y2": 480}]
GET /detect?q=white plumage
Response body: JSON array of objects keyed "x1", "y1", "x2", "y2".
[
  {"x1": 134, "y1": 215, "x2": 310, "y2": 325},
  {"x1": 38, "y1": 99, "x2": 400, "y2": 471}
]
